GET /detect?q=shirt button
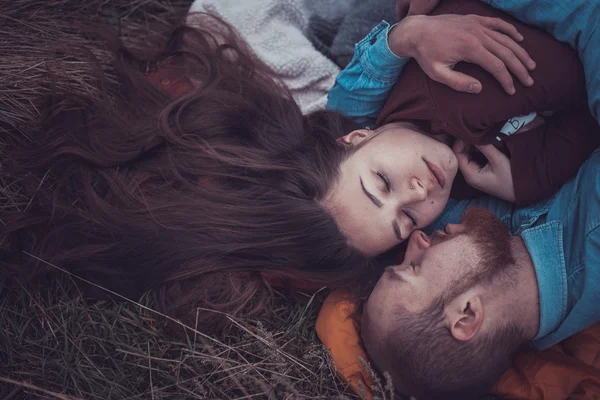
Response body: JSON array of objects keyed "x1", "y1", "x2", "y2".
[{"x1": 370, "y1": 36, "x2": 377, "y2": 45}]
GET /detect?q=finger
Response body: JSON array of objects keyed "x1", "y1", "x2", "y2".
[
  {"x1": 486, "y1": 30, "x2": 536, "y2": 76},
  {"x1": 486, "y1": 30, "x2": 535, "y2": 70},
  {"x1": 454, "y1": 146, "x2": 473, "y2": 172},
  {"x1": 478, "y1": 16, "x2": 523, "y2": 42},
  {"x1": 466, "y1": 46, "x2": 516, "y2": 95},
  {"x1": 460, "y1": 157, "x2": 496, "y2": 188},
  {"x1": 475, "y1": 144, "x2": 510, "y2": 168},
  {"x1": 454, "y1": 143, "x2": 480, "y2": 174},
  {"x1": 482, "y1": 32, "x2": 534, "y2": 89},
  {"x1": 452, "y1": 138, "x2": 468, "y2": 154},
  {"x1": 430, "y1": 65, "x2": 483, "y2": 94},
  {"x1": 456, "y1": 153, "x2": 485, "y2": 185},
  {"x1": 486, "y1": 29, "x2": 536, "y2": 70}
]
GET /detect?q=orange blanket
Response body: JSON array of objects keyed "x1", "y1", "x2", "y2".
[{"x1": 316, "y1": 290, "x2": 600, "y2": 399}]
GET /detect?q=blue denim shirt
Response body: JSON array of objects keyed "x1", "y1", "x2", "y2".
[
  {"x1": 326, "y1": 21, "x2": 409, "y2": 128},
  {"x1": 327, "y1": 2, "x2": 600, "y2": 126},
  {"x1": 426, "y1": 148, "x2": 600, "y2": 350}
]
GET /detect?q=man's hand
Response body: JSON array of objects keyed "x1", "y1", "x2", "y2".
[
  {"x1": 396, "y1": 0, "x2": 440, "y2": 18},
  {"x1": 453, "y1": 139, "x2": 516, "y2": 202},
  {"x1": 389, "y1": 14, "x2": 536, "y2": 95}
]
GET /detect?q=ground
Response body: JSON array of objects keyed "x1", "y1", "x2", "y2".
[{"x1": 0, "y1": 272, "x2": 374, "y2": 399}]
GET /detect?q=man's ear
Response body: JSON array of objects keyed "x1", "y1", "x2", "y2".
[
  {"x1": 338, "y1": 129, "x2": 374, "y2": 146},
  {"x1": 446, "y1": 291, "x2": 484, "y2": 342}
]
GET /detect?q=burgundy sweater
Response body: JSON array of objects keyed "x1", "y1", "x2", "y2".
[{"x1": 377, "y1": 0, "x2": 600, "y2": 205}]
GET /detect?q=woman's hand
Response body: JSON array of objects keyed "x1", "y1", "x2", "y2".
[
  {"x1": 453, "y1": 139, "x2": 516, "y2": 203},
  {"x1": 396, "y1": 0, "x2": 440, "y2": 18},
  {"x1": 389, "y1": 13, "x2": 536, "y2": 95}
]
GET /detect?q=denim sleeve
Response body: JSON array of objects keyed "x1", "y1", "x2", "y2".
[
  {"x1": 481, "y1": 0, "x2": 600, "y2": 121},
  {"x1": 326, "y1": 21, "x2": 410, "y2": 128},
  {"x1": 528, "y1": 149, "x2": 600, "y2": 349}
]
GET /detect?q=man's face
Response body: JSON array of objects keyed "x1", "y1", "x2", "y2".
[{"x1": 364, "y1": 208, "x2": 511, "y2": 334}]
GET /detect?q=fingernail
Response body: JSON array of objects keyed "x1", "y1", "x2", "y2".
[
  {"x1": 508, "y1": 86, "x2": 516, "y2": 95},
  {"x1": 468, "y1": 82, "x2": 482, "y2": 93},
  {"x1": 527, "y1": 76, "x2": 534, "y2": 86},
  {"x1": 528, "y1": 60, "x2": 536, "y2": 69}
]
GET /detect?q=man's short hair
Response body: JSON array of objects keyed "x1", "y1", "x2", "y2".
[
  {"x1": 374, "y1": 298, "x2": 525, "y2": 399},
  {"x1": 362, "y1": 207, "x2": 527, "y2": 399}
]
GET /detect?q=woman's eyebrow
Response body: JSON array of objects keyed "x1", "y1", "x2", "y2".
[{"x1": 360, "y1": 177, "x2": 383, "y2": 208}]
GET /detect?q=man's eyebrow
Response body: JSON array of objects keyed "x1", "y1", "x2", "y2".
[
  {"x1": 360, "y1": 177, "x2": 382, "y2": 208},
  {"x1": 392, "y1": 220, "x2": 402, "y2": 241},
  {"x1": 385, "y1": 265, "x2": 404, "y2": 282}
]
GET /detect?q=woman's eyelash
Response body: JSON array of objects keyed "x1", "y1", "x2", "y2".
[
  {"x1": 376, "y1": 171, "x2": 391, "y2": 191},
  {"x1": 404, "y1": 210, "x2": 418, "y2": 227}
]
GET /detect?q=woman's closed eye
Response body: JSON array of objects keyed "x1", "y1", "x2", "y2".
[
  {"x1": 375, "y1": 170, "x2": 391, "y2": 192},
  {"x1": 404, "y1": 210, "x2": 418, "y2": 227},
  {"x1": 375, "y1": 170, "x2": 418, "y2": 227}
]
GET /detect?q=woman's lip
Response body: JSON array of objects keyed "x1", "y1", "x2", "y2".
[{"x1": 424, "y1": 159, "x2": 446, "y2": 189}]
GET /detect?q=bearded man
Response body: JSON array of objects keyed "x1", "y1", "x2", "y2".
[{"x1": 362, "y1": 148, "x2": 600, "y2": 400}]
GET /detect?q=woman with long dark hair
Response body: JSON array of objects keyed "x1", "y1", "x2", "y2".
[{"x1": 1, "y1": 15, "x2": 375, "y2": 330}]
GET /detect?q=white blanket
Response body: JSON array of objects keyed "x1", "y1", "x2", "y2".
[{"x1": 187, "y1": 0, "x2": 348, "y2": 113}]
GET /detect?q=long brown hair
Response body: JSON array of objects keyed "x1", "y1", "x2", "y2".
[{"x1": 0, "y1": 14, "x2": 374, "y2": 330}]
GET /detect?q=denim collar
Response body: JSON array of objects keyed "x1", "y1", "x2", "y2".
[{"x1": 521, "y1": 221, "x2": 569, "y2": 343}]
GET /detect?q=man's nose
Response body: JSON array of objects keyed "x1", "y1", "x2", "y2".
[
  {"x1": 408, "y1": 177, "x2": 428, "y2": 202},
  {"x1": 409, "y1": 230, "x2": 431, "y2": 250}
]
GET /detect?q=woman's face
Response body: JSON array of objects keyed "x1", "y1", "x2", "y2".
[{"x1": 325, "y1": 123, "x2": 458, "y2": 256}]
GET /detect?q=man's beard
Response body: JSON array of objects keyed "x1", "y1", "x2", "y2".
[{"x1": 440, "y1": 207, "x2": 515, "y2": 304}]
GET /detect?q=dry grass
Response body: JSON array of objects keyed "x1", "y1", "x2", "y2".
[
  {"x1": 0, "y1": 267, "x2": 372, "y2": 399},
  {"x1": 0, "y1": 0, "x2": 186, "y2": 128}
]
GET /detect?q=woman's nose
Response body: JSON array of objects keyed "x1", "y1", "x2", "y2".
[{"x1": 409, "y1": 177, "x2": 428, "y2": 202}]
